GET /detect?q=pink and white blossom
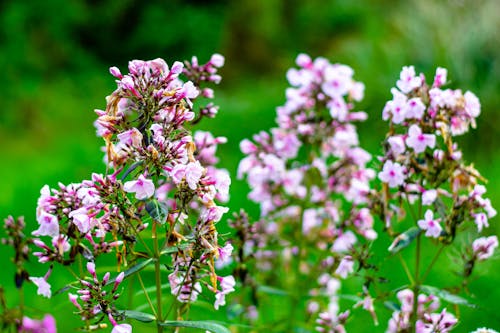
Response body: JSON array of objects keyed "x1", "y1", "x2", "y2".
[
  {"x1": 405, "y1": 124, "x2": 436, "y2": 154},
  {"x1": 378, "y1": 160, "x2": 406, "y2": 188},
  {"x1": 123, "y1": 175, "x2": 155, "y2": 200},
  {"x1": 418, "y1": 210, "x2": 442, "y2": 238}
]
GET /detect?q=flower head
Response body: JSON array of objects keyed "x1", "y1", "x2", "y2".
[
  {"x1": 123, "y1": 175, "x2": 155, "y2": 200},
  {"x1": 418, "y1": 210, "x2": 442, "y2": 238}
]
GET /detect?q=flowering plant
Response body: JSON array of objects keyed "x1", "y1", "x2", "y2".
[
  {"x1": 234, "y1": 55, "x2": 497, "y2": 333},
  {"x1": 2, "y1": 54, "x2": 234, "y2": 333},
  {"x1": 1, "y1": 52, "x2": 497, "y2": 333}
]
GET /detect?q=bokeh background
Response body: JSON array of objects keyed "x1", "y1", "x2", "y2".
[{"x1": 1, "y1": 0, "x2": 499, "y2": 331}]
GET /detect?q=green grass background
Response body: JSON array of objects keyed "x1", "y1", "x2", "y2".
[{"x1": 1, "y1": 0, "x2": 499, "y2": 331}]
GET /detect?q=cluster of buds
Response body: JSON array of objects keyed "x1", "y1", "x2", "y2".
[
  {"x1": 387, "y1": 289, "x2": 457, "y2": 333},
  {"x1": 2, "y1": 216, "x2": 31, "y2": 288},
  {"x1": 237, "y1": 54, "x2": 375, "y2": 327},
  {"x1": 68, "y1": 262, "x2": 128, "y2": 332}
]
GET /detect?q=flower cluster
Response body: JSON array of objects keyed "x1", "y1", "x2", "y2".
[
  {"x1": 387, "y1": 289, "x2": 457, "y2": 333},
  {"x1": 27, "y1": 55, "x2": 233, "y2": 331},
  {"x1": 68, "y1": 262, "x2": 128, "y2": 332},
  {"x1": 237, "y1": 54, "x2": 374, "y2": 328},
  {"x1": 377, "y1": 66, "x2": 496, "y2": 240}
]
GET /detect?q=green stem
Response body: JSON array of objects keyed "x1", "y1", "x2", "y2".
[
  {"x1": 398, "y1": 254, "x2": 414, "y2": 286},
  {"x1": 153, "y1": 222, "x2": 164, "y2": 333},
  {"x1": 421, "y1": 244, "x2": 445, "y2": 284},
  {"x1": 137, "y1": 273, "x2": 157, "y2": 317},
  {"x1": 411, "y1": 234, "x2": 422, "y2": 333}
]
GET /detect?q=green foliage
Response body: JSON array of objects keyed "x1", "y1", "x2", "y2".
[{"x1": 1, "y1": 1, "x2": 499, "y2": 332}]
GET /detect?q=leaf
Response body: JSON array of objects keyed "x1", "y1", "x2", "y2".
[
  {"x1": 384, "y1": 301, "x2": 401, "y2": 312},
  {"x1": 420, "y1": 285, "x2": 476, "y2": 307},
  {"x1": 433, "y1": 197, "x2": 448, "y2": 220},
  {"x1": 106, "y1": 258, "x2": 155, "y2": 286},
  {"x1": 388, "y1": 227, "x2": 421, "y2": 254},
  {"x1": 122, "y1": 310, "x2": 156, "y2": 323},
  {"x1": 145, "y1": 199, "x2": 168, "y2": 224},
  {"x1": 161, "y1": 243, "x2": 190, "y2": 256},
  {"x1": 120, "y1": 161, "x2": 144, "y2": 181},
  {"x1": 159, "y1": 320, "x2": 231, "y2": 333},
  {"x1": 258, "y1": 285, "x2": 289, "y2": 296}
]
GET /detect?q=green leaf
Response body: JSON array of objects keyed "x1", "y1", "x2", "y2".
[
  {"x1": 384, "y1": 301, "x2": 401, "y2": 312},
  {"x1": 120, "y1": 161, "x2": 144, "y2": 181},
  {"x1": 420, "y1": 285, "x2": 476, "y2": 307},
  {"x1": 258, "y1": 285, "x2": 289, "y2": 296},
  {"x1": 145, "y1": 199, "x2": 168, "y2": 224},
  {"x1": 106, "y1": 258, "x2": 155, "y2": 286},
  {"x1": 161, "y1": 243, "x2": 190, "y2": 256},
  {"x1": 122, "y1": 310, "x2": 156, "y2": 323},
  {"x1": 159, "y1": 320, "x2": 231, "y2": 333},
  {"x1": 388, "y1": 227, "x2": 421, "y2": 254}
]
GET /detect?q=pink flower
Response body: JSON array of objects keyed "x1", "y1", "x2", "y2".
[
  {"x1": 421, "y1": 189, "x2": 437, "y2": 206},
  {"x1": 20, "y1": 314, "x2": 57, "y2": 333},
  {"x1": 30, "y1": 276, "x2": 51, "y2": 298},
  {"x1": 433, "y1": 67, "x2": 447, "y2": 87},
  {"x1": 472, "y1": 236, "x2": 498, "y2": 261},
  {"x1": 405, "y1": 124, "x2": 436, "y2": 154},
  {"x1": 396, "y1": 66, "x2": 422, "y2": 93},
  {"x1": 117, "y1": 128, "x2": 143, "y2": 148},
  {"x1": 387, "y1": 135, "x2": 406, "y2": 156},
  {"x1": 464, "y1": 91, "x2": 480, "y2": 118},
  {"x1": 405, "y1": 97, "x2": 426, "y2": 119},
  {"x1": 32, "y1": 212, "x2": 59, "y2": 238},
  {"x1": 418, "y1": 210, "x2": 442, "y2": 238},
  {"x1": 209, "y1": 54, "x2": 225, "y2": 67},
  {"x1": 185, "y1": 161, "x2": 204, "y2": 190},
  {"x1": 111, "y1": 323, "x2": 132, "y2": 333},
  {"x1": 335, "y1": 256, "x2": 354, "y2": 279},
  {"x1": 473, "y1": 213, "x2": 489, "y2": 232},
  {"x1": 123, "y1": 175, "x2": 155, "y2": 200},
  {"x1": 383, "y1": 89, "x2": 408, "y2": 124},
  {"x1": 378, "y1": 160, "x2": 406, "y2": 188}
]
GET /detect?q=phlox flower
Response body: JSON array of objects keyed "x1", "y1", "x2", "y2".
[
  {"x1": 111, "y1": 324, "x2": 132, "y2": 333},
  {"x1": 378, "y1": 160, "x2": 406, "y2": 188},
  {"x1": 185, "y1": 161, "x2": 205, "y2": 190},
  {"x1": 396, "y1": 65, "x2": 422, "y2": 93},
  {"x1": 418, "y1": 210, "x2": 442, "y2": 238},
  {"x1": 335, "y1": 256, "x2": 354, "y2": 279},
  {"x1": 117, "y1": 128, "x2": 143, "y2": 148},
  {"x1": 471, "y1": 328, "x2": 499, "y2": 333},
  {"x1": 123, "y1": 174, "x2": 155, "y2": 200},
  {"x1": 472, "y1": 236, "x2": 498, "y2": 261},
  {"x1": 421, "y1": 189, "x2": 437, "y2": 206},
  {"x1": 20, "y1": 314, "x2": 57, "y2": 333},
  {"x1": 405, "y1": 97, "x2": 426, "y2": 119},
  {"x1": 382, "y1": 89, "x2": 408, "y2": 124},
  {"x1": 473, "y1": 212, "x2": 489, "y2": 232},
  {"x1": 405, "y1": 124, "x2": 436, "y2": 154},
  {"x1": 387, "y1": 135, "x2": 406, "y2": 156},
  {"x1": 332, "y1": 231, "x2": 357, "y2": 252},
  {"x1": 433, "y1": 67, "x2": 447, "y2": 88},
  {"x1": 30, "y1": 276, "x2": 51, "y2": 298},
  {"x1": 32, "y1": 212, "x2": 59, "y2": 238},
  {"x1": 464, "y1": 91, "x2": 481, "y2": 118}
]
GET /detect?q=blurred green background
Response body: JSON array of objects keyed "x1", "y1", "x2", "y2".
[{"x1": 1, "y1": 0, "x2": 499, "y2": 331}]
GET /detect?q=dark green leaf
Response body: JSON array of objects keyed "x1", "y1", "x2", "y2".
[
  {"x1": 258, "y1": 285, "x2": 289, "y2": 296},
  {"x1": 433, "y1": 197, "x2": 448, "y2": 220},
  {"x1": 160, "y1": 243, "x2": 190, "y2": 256},
  {"x1": 420, "y1": 285, "x2": 476, "y2": 307},
  {"x1": 384, "y1": 301, "x2": 401, "y2": 312},
  {"x1": 122, "y1": 310, "x2": 156, "y2": 323},
  {"x1": 388, "y1": 227, "x2": 421, "y2": 254},
  {"x1": 145, "y1": 199, "x2": 168, "y2": 224},
  {"x1": 106, "y1": 258, "x2": 155, "y2": 286},
  {"x1": 159, "y1": 320, "x2": 231, "y2": 333},
  {"x1": 121, "y1": 161, "x2": 144, "y2": 181}
]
